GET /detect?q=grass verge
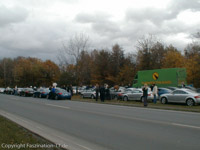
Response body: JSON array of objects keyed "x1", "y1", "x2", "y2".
[
  {"x1": 0, "y1": 115, "x2": 66, "y2": 150},
  {"x1": 71, "y1": 95, "x2": 200, "y2": 113}
]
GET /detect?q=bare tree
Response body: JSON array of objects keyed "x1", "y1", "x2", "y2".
[{"x1": 58, "y1": 33, "x2": 90, "y2": 66}]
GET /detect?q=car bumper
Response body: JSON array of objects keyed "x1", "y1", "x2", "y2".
[{"x1": 195, "y1": 98, "x2": 200, "y2": 104}]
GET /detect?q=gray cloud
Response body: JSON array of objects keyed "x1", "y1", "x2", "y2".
[
  {"x1": 0, "y1": 4, "x2": 28, "y2": 27},
  {"x1": 0, "y1": 0, "x2": 199, "y2": 62}
]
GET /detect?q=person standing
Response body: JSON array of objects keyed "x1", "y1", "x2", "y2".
[
  {"x1": 152, "y1": 84, "x2": 158, "y2": 104},
  {"x1": 105, "y1": 84, "x2": 110, "y2": 100},
  {"x1": 142, "y1": 83, "x2": 148, "y2": 107},
  {"x1": 51, "y1": 85, "x2": 56, "y2": 99},
  {"x1": 182, "y1": 82, "x2": 186, "y2": 88},
  {"x1": 100, "y1": 84, "x2": 105, "y2": 102},
  {"x1": 95, "y1": 84, "x2": 99, "y2": 101}
]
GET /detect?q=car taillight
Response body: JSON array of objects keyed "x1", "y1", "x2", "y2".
[
  {"x1": 42, "y1": 92, "x2": 45, "y2": 94},
  {"x1": 26, "y1": 91, "x2": 29, "y2": 93},
  {"x1": 118, "y1": 93, "x2": 123, "y2": 96},
  {"x1": 194, "y1": 96, "x2": 200, "y2": 99},
  {"x1": 148, "y1": 94, "x2": 151, "y2": 96},
  {"x1": 58, "y1": 93, "x2": 62, "y2": 95}
]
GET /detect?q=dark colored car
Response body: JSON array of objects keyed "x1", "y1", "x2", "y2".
[
  {"x1": 158, "y1": 88, "x2": 172, "y2": 97},
  {"x1": 19, "y1": 88, "x2": 34, "y2": 97},
  {"x1": 4, "y1": 87, "x2": 14, "y2": 95},
  {"x1": 47, "y1": 88, "x2": 71, "y2": 100},
  {"x1": 33, "y1": 88, "x2": 50, "y2": 98}
]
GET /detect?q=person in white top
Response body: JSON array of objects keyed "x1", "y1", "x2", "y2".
[{"x1": 152, "y1": 84, "x2": 158, "y2": 104}]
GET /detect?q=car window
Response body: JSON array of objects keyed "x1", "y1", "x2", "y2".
[
  {"x1": 179, "y1": 91, "x2": 187, "y2": 94},
  {"x1": 133, "y1": 90, "x2": 142, "y2": 93},
  {"x1": 173, "y1": 90, "x2": 181, "y2": 94}
]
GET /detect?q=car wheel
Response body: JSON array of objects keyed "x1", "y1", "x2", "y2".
[
  {"x1": 91, "y1": 95, "x2": 95, "y2": 99},
  {"x1": 186, "y1": 99, "x2": 195, "y2": 106},
  {"x1": 161, "y1": 97, "x2": 167, "y2": 104},
  {"x1": 123, "y1": 96, "x2": 128, "y2": 101}
]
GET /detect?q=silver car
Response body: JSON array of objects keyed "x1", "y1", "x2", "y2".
[
  {"x1": 160, "y1": 89, "x2": 200, "y2": 106},
  {"x1": 122, "y1": 88, "x2": 155, "y2": 101},
  {"x1": 82, "y1": 89, "x2": 96, "y2": 99}
]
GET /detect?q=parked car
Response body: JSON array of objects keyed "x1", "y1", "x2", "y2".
[
  {"x1": 197, "y1": 88, "x2": 200, "y2": 93},
  {"x1": 4, "y1": 87, "x2": 14, "y2": 94},
  {"x1": 110, "y1": 87, "x2": 126, "y2": 100},
  {"x1": 19, "y1": 88, "x2": 35, "y2": 97},
  {"x1": 158, "y1": 88, "x2": 172, "y2": 97},
  {"x1": 16, "y1": 88, "x2": 23, "y2": 95},
  {"x1": 82, "y1": 89, "x2": 96, "y2": 99},
  {"x1": 33, "y1": 88, "x2": 50, "y2": 98},
  {"x1": 0, "y1": 88, "x2": 5, "y2": 93},
  {"x1": 122, "y1": 88, "x2": 156, "y2": 101},
  {"x1": 166, "y1": 87, "x2": 179, "y2": 91},
  {"x1": 160, "y1": 89, "x2": 200, "y2": 106},
  {"x1": 47, "y1": 88, "x2": 71, "y2": 100},
  {"x1": 183, "y1": 86, "x2": 197, "y2": 92},
  {"x1": 78, "y1": 86, "x2": 87, "y2": 95}
]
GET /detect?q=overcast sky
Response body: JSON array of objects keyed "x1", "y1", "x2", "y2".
[{"x1": 0, "y1": 0, "x2": 200, "y2": 61}]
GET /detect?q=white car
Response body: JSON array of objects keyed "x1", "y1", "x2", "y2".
[
  {"x1": 0, "y1": 88, "x2": 5, "y2": 93},
  {"x1": 122, "y1": 88, "x2": 158, "y2": 101},
  {"x1": 82, "y1": 89, "x2": 96, "y2": 99},
  {"x1": 160, "y1": 89, "x2": 200, "y2": 106}
]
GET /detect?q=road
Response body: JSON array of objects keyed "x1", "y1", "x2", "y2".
[{"x1": 0, "y1": 94, "x2": 200, "y2": 150}]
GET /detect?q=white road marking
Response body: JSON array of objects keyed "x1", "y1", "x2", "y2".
[
  {"x1": 46, "y1": 104, "x2": 70, "y2": 109},
  {"x1": 171, "y1": 123, "x2": 200, "y2": 129}
]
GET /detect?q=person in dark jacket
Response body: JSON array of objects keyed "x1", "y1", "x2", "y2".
[
  {"x1": 142, "y1": 83, "x2": 148, "y2": 107},
  {"x1": 100, "y1": 84, "x2": 105, "y2": 102},
  {"x1": 105, "y1": 84, "x2": 110, "y2": 100}
]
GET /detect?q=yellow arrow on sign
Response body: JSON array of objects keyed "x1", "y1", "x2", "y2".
[{"x1": 153, "y1": 72, "x2": 159, "y2": 80}]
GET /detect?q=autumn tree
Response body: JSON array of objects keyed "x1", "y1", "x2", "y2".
[
  {"x1": 162, "y1": 45, "x2": 185, "y2": 68},
  {"x1": 90, "y1": 49, "x2": 111, "y2": 85},
  {"x1": 59, "y1": 64, "x2": 76, "y2": 86},
  {"x1": 106, "y1": 44, "x2": 125, "y2": 84},
  {"x1": 0, "y1": 58, "x2": 14, "y2": 87},
  {"x1": 136, "y1": 35, "x2": 166, "y2": 70},
  {"x1": 184, "y1": 42, "x2": 200, "y2": 87},
  {"x1": 76, "y1": 51, "x2": 92, "y2": 85}
]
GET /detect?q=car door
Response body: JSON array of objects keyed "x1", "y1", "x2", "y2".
[
  {"x1": 177, "y1": 90, "x2": 188, "y2": 103},
  {"x1": 168, "y1": 90, "x2": 181, "y2": 102},
  {"x1": 125, "y1": 89, "x2": 133, "y2": 100},
  {"x1": 133, "y1": 90, "x2": 143, "y2": 100}
]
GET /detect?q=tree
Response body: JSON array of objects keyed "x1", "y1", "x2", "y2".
[
  {"x1": 108, "y1": 44, "x2": 125, "y2": 83},
  {"x1": 184, "y1": 42, "x2": 200, "y2": 87},
  {"x1": 162, "y1": 45, "x2": 185, "y2": 68},
  {"x1": 90, "y1": 49, "x2": 111, "y2": 85},
  {"x1": 136, "y1": 35, "x2": 165, "y2": 70},
  {"x1": 59, "y1": 33, "x2": 90, "y2": 65}
]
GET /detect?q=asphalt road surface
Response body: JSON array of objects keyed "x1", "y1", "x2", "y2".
[{"x1": 0, "y1": 94, "x2": 200, "y2": 150}]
